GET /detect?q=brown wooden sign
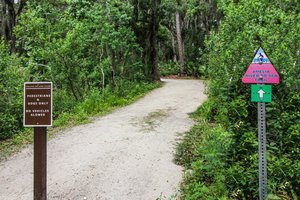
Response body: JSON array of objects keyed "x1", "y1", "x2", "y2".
[{"x1": 24, "y1": 82, "x2": 53, "y2": 127}]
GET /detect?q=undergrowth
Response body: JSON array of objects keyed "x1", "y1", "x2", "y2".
[
  {"x1": 176, "y1": 98, "x2": 299, "y2": 200},
  {"x1": 175, "y1": 103, "x2": 232, "y2": 200}
]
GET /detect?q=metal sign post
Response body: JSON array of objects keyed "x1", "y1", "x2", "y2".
[
  {"x1": 258, "y1": 102, "x2": 267, "y2": 200},
  {"x1": 24, "y1": 82, "x2": 52, "y2": 200},
  {"x1": 242, "y1": 47, "x2": 280, "y2": 200}
]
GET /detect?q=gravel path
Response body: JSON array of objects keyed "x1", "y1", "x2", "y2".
[{"x1": 0, "y1": 79, "x2": 206, "y2": 200}]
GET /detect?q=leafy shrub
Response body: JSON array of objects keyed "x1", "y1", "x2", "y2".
[
  {"x1": 176, "y1": 110, "x2": 233, "y2": 199},
  {"x1": 0, "y1": 42, "x2": 26, "y2": 140},
  {"x1": 159, "y1": 61, "x2": 180, "y2": 76},
  {"x1": 53, "y1": 89, "x2": 78, "y2": 117},
  {"x1": 185, "y1": 62, "x2": 207, "y2": 77}
]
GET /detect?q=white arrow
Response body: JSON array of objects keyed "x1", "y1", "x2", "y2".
[{"x1": 258, "y1": 89, "x2": 265, "y2": 99}]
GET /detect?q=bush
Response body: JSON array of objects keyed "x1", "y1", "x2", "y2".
[
  {"x1": 159, "y1": 61, "x2": 180, "y2": 76},
  {"x1": 176, "y1": 109, "x2": 233, "y2": 199},
  {"x1": 0, "y1": 42, "x2": 26, "y2": 140}
]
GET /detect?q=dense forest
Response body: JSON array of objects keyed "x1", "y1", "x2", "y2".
[
  {"x1": 0, "y1": 0, "x2": 220, "y2": 140},
  {"x1": 0, "y1": 0, "x2": 299, "y2": 199}
]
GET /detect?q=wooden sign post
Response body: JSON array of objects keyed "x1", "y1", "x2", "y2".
[{"x1": 24, "y1": 82, "x2": 52, "y2": 200}]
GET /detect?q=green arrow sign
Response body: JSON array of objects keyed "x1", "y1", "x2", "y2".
[{"x1": 251, "y1": 85, "x2": 272, "y2": 103}]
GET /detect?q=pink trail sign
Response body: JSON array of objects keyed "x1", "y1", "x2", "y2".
[
  {"x1": 242, "y1": 47, "x2": 280, "y2": 84},
  {"x1": 242, "y1": 63, "x2": 280, "y2": 84}
]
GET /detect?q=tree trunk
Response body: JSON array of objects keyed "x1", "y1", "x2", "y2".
[
  {"x1": 111, "y1": 48, "x2": 116, "y2": 86},
  {"x1": 106, "y1": 44, "x2": 117, "y2": 87},
  {"x1": 171, "y1": 32, "x2": 177, "y2": 62},
  {"x1": 0, "y1": 0, "x2": 26, "y2": 52},
  {"x1": 176, "y1": 11, "x2": 185, "y2": 76},
  {"x1": 3, "y1": 0, "x2": 16, "y2": 51},
  {"x1": 149, "y1": 0, "x2": 160, "y2": 81},
  {"x1": 0, "y1": 1, "x2": 7, "y2": 42}
]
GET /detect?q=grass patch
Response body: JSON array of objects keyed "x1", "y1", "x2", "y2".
[
  {"x1": 141, "y1": 109, "x2": 170, "y2": 132},
  {"x1": 156, "y1": 191, "x2": 180, "y2": 200},
  {"x1": 175, "y1": 102, "x2": 233, "y2": 200},
  {"x1": 176, "y1": 121, "x2": 232, "y2": 200},
  {"x1": 0, "y1": 129, "x2": 32, "y2": 161}
]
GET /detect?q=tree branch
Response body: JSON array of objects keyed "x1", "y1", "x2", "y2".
[{"x1": 17, "y1": 0, "x2": 27, "y2": 16}]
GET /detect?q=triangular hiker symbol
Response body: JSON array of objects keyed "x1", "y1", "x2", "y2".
[{"x1": 252, "y1": 47, "x2": 270, "y2": 64}]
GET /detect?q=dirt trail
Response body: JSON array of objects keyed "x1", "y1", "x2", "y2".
[{"x1": 0, "y1": 79, "x2": 206, "y2": 200}]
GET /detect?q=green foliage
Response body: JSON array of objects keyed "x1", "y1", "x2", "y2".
[
  {"x1": 159, "y1": 0, "x2": 221, "y2": 77},
  {"x1": 158, "y1": 61, "x2": 207, "y2": 77},
  {"x1": 176, "y1": 111, "x2": 232, "y2": 199},
  {"x1": 0, "y1": 0, "x2": 159, "y2": 141},
  {"x1": 0, "y1": 42, "x2": 26, "y2": 140},
  {"x1": 185, "y1": 62, "x2": 207, "y2": 77},
  {"x1": 159, "y1": 61, "x2": 180, "y2": 76},
  {"x1": 15, "y1": 0, "x2": 142, "y2": 99},
  {"x1": 177, "y1": 0, "x2": 300, "y2": 199},
  {"x1": 53, "y1": 80, "x2": 160, "y2": 127},
  {"x1": 204, "y1": 0, "x2": 300, "y2": 196}
]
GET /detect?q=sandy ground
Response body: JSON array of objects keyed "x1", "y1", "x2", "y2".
[{"x1": 0, "y1": 79, "x2": 206, "y2": 200}]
